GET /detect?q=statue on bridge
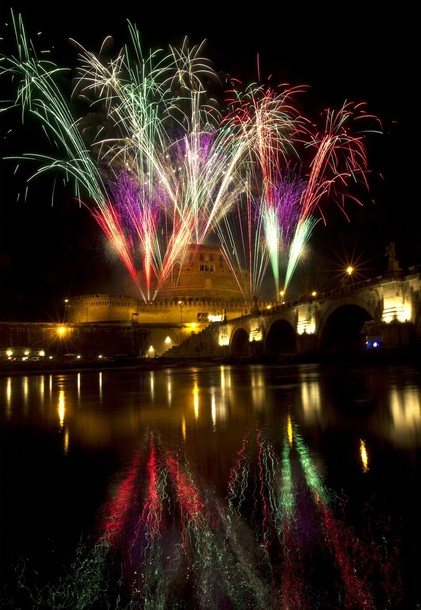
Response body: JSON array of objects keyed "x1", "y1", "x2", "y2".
[{"x1": 385, "y1": 241, "x2": 402, "y2": 276}]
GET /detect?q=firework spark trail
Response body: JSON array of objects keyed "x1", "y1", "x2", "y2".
[
  {"x1": 105, "y1": 171, "x2": 165, "y2": 300},
  {"x1": 223, "y1": 81, "x2": 304, "y2": 175},
  {"x1": 77, "y1": 26, "x2": 183, "y2": 299},
  {"x1": 1, "y1": 13, "x2": 382, "y2": 300},
  {"x1": 215, "y1": 185, "x2": 270, "y2": 300},
  {"x1": 221, "y1": 84, "x2": 381, "y2": 296},
  {"x1": 299, "y1": 102, "x2": 382, "y2": 225},
  {"x1": 76, "y1": 32, "x2": 251, "y2": 291},
  {"x1": 70, "y1": 28, "x2": 244, "y2": 297},
  {"x1": 283, "y1": 215, "x2": 320, "y2": 290},
  {"x1": 90, "y1": 202, "x2": 143, "y2": 292},
  {"x1": 262, "y1": 170, "x2": 313, "y2": 295},
  {"x1": 221, "y1": 83, "x2": 306, "y2": 297},
  {"x1": 1, "y1": 15, "x2": 249, "y2": 301}
]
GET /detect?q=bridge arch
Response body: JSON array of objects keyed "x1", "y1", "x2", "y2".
[
  {"x1": 318, "y1": 302, "x2": 373, "y2": 354},
  {"x1": 229, "y1": 327, "x2": 250, "y2": 358},
  {"x1": 264, "y1": 319, "x2": 297, "y2": 358}
]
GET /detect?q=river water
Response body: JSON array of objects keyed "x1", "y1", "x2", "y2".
[{"x1": 0, "y1": 361, "x2": 420, "y2": 609}]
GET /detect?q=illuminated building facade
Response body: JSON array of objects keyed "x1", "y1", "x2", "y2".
[
  {"x1": 64, "y1": 244, "x2": 251, "y2": 327},
  {"x1": 156, "y1": 243, "x2": 248, "y2": 300}
]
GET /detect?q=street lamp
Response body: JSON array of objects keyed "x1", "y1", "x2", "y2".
[
  {"x1": 178, "y1": 300, "x2": 184, "y2": 343},
  {"x1": 340, "y1": 265, "x2": 354, "y2": 292}
]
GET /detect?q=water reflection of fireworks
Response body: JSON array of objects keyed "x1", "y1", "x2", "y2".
[{"x1": 4, "y1": 416, "x2": 403, "y2": 609}]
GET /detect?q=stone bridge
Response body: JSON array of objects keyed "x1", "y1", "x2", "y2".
[{"x1": 211, "y1": 266, "x2": 421, "y2": 360}]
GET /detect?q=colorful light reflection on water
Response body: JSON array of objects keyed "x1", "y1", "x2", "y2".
[{"x1": 2, "y1": 414, "x2": 404, "y2": 609}]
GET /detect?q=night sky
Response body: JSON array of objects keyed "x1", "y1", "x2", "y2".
[{"x1": 0, "y1": 3, "x2": 417, "y2": 320}]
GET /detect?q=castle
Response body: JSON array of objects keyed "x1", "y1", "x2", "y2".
[{"x1": 61, "y1": 243, "x2": 256, "y2": 359}]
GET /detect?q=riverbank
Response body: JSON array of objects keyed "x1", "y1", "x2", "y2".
[
  {"x1": 1, "y1": 346, "x2": 421, "y2": 377},
  {"x1": 0, "y1": 355, "x2": 229, "y2": 376}
]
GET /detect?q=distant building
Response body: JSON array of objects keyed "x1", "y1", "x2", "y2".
[
  {"x1": 65, "y1": 294, "x2": 140, "y2": 324},
  {"x1": 60, "y1": 244, "x2": 253, "y2": 357},
  {"x1": 65, "y1": 244, "x2": 250, "y2": 325},
  {"x1": 156, "y1": 243, "x2": 248, "y2": 300}
]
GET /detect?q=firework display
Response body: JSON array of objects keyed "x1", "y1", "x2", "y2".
[{"x1": 0, "y1": 12, "x2": 381, "y2": 301}]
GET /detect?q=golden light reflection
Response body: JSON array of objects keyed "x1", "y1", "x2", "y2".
[
  {"x1": 149, "y1": 371, "x2": 155, "y2": 399},
  {"x1": 99, "y1": 372, "x2": 103, "y2": 402},
  {"x1": 6, "y1": 378, "x2": 12, "y2": 419},
  {"x1": 64, "y1": 427, "x2": 69, "y2": 455},
  {"x1": 77, "y1": 373, "x2": 81, "y2": 403},
  {"x1": 300, "y1": 381, "x2": 322, "y2": 422},
  {"x1": 39, "y1": 376, "x2": 45, "y2": 405},
  {"x1": 220, "y1": 366, "x2": 230, "y2": 391},
  {"x1": 23, "y1": 376, "x2": 29, "y2": 414},
  {"x1": 210, "y1": 387, "x2": 228, "y2": 426},
  {"x1": 182, "y1": 416, "x2": 186, "y2": 441},
  {"x1": 166, "y1": 374, "x2": 173, "y2": 406},
  {"x1": 287, "y1": 415, "x2": 293, "y2": 445},
  {"x1": 193, "y1": 381, "x2": 199, "y2": 420},
  {"x1": 211, "y1": 391, "x2": 216, "y2": 429},
  {"x1": 251, "y1": 369, "x2": 265, "y2": 410},
  {"x1": 389, "y1": 387, "x2": 421, "y2": 445},
  {"x1": 58, "y1": 389, "x2": 65, "y2": 429},
  {"x1": 359, "y1": 439, "x2": 369, "y2": 472}
]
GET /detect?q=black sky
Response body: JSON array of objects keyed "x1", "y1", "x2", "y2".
[{"x1": 0, "y1": 3, "x2": 417, "y2": 320}]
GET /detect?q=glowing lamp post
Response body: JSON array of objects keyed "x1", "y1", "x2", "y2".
[
  {"x1": 340, "y1": 265, "x2": 354, "y2": 292},
  {"x1": 178, "y1": 300, "x2": 184, "y2": 343}
]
